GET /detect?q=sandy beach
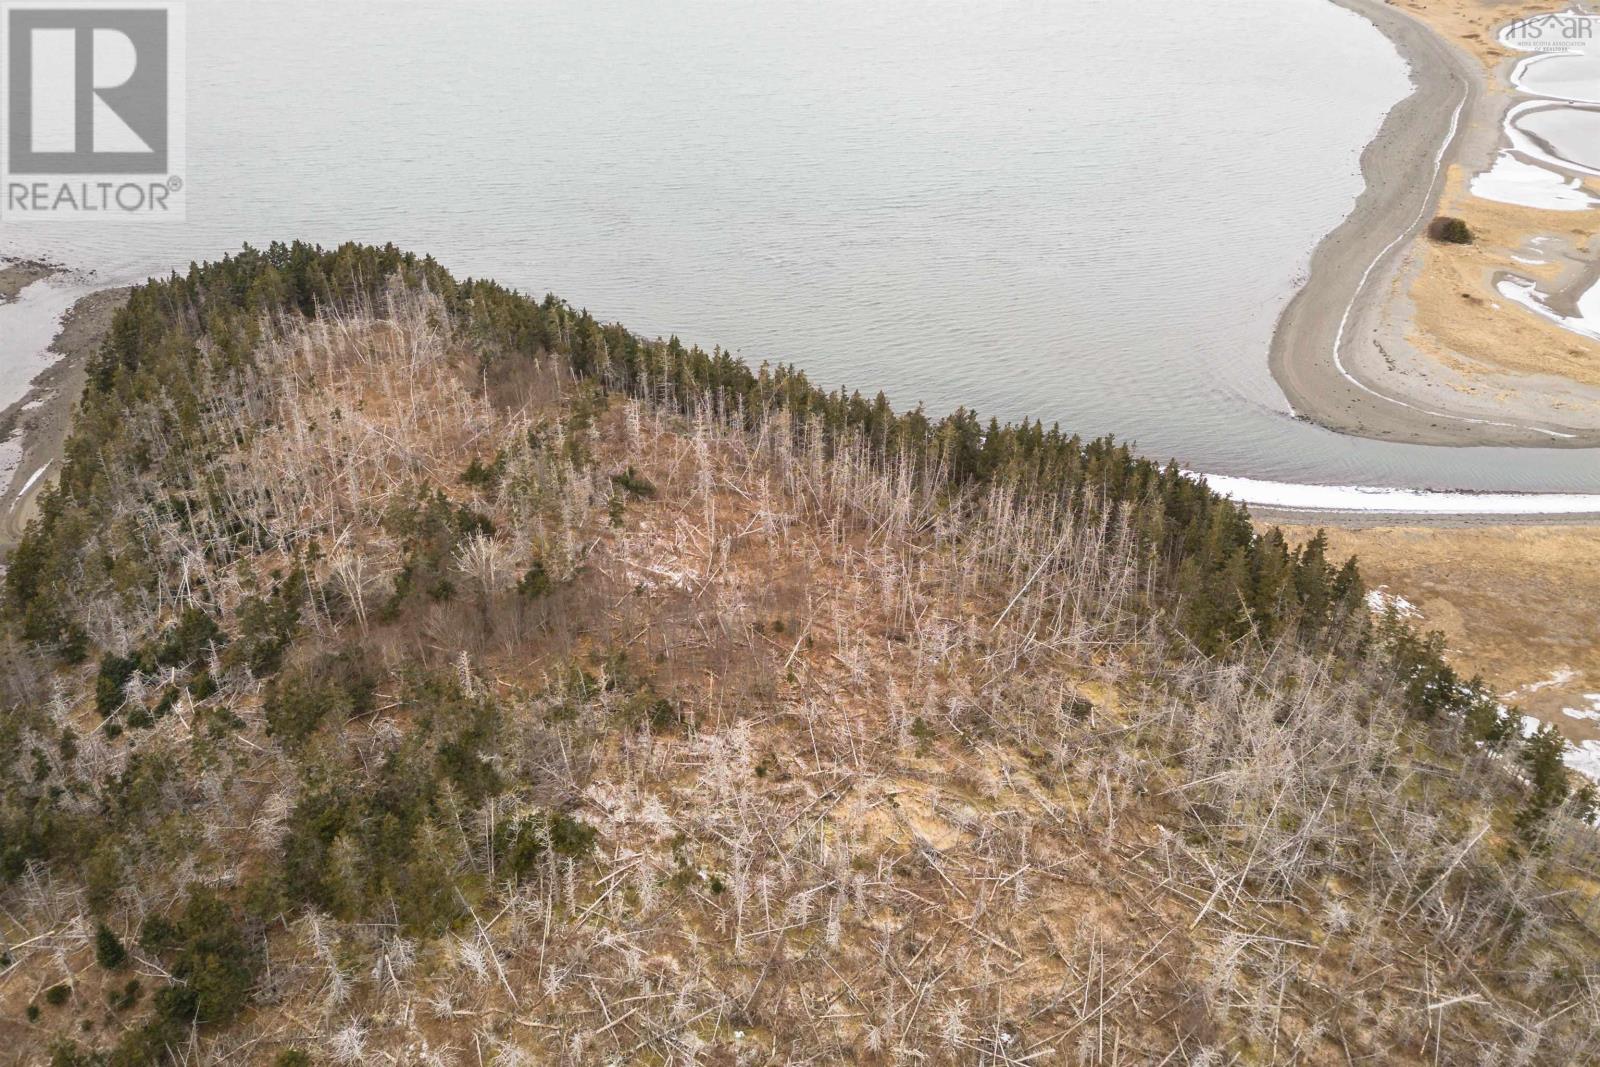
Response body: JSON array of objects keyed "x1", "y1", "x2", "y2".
[{"x1": 1273, "y1": 0, "x2": 1600, "y2": 446}]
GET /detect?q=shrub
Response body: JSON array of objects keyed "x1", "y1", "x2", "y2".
[
  {"x1": 151, "y1": 608, "x2": 224, "y2": 669},
  {"x1": 49, "y1": 1042, "x2": 108, "y2": 1067},
  {"x1": 84, "y1": 841, "x2": 126, "y2": 914},
  {"x1": 493, "y1": 811, "x2": 598, "y2": 880},
  {"x1": 1427, "y1": 216, "x2": 1473, "y2": 244},
  {"x1": 94, "y1": 653, "x2": 138, "y2": 717},
  {"x1": 1516, "y1": 724, "x2": 1572, "y2": 845},
  {"x1": 434, "y1": 706, "x2": 505, "y2": 805},
  {"x1": 94, "y1": 924, "x2": 128, "y2": 970},
  {"x1": 382, "y1": 492, "x2": 485, "y2": 608},
  {"x1": 108, "y1": 1011, "x2": 185, "y2": 1066},
  {"x1": 518, "y1": 561, "x2": 551, "y2": 598},
  {"x1": 1574, "y1": 781, "x2": 1600, "y2": 825},
  {"x1": 460, "y1": 452, "x2": 506, "y2": 491},
  {"x1": 611, "y1": 465, "x2": 657, "y2": 499},
  {"x1": 621, "y1": 689, "x2": 679, "y2": 731},
  {"x1": 188, "y1": 669, "x2": 218, "y2": 701},
  {"x1": 107, "y1": 980, "x2": 140, "y2": 1012},
  {"x1": 44, "y1": 983, "x2": 70, "y2": 1006},
  {"x1": 263, "y1": 649, "x2": 379, "y2": 748},
  {"x1": 549, "y1": 811, "x2": 598, "y2": 858},
  {"x1": 224, "y1": 569, "x2": 306, "y2": 677},
  {"x1": 139, "y1": 887, "x2": 259, "y2": 1025}
]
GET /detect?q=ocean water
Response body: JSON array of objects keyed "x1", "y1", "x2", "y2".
[{"x1": 3, "y1": 0, "x2": 1598, "y2": 492}]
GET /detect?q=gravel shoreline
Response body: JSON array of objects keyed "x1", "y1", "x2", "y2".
[
  {"x1": 0, "y1": 279, "x2": 130, "y2": 558},
  {"x1": 0, "y1": 260, "x2": 60, "y2": 304},
  {"x1": 1270, "y1": 0, "x2": 1600, "y2": 447}
]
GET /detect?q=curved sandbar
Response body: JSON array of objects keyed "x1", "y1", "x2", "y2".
[{"x1": 1270, "y1": 0, "x2": 1600, "y2": 447}]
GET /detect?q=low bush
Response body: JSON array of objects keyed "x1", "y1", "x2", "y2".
[{"x1": 1427, "y1": 216, "x2": 1473, "y2": 244}]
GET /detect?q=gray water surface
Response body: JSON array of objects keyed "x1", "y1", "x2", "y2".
[{"x1": 3, "y1": 0, "x2": 1597, "y2": 492}]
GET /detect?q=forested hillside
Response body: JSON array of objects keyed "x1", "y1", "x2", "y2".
[{"x1": 1, "y1": 243, "x2": 1596, "y2": 1065}]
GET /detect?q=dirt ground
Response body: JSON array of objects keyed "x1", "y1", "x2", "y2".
[{"x1": 1277, "y1": 521, "x2": 1600, "y2": 746}]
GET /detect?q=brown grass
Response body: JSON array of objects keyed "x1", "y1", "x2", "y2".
[
  {"x1": 1277, "y1": 522, "x2": 1600, "y2": 744},
  {"x1": 1408, "y1": 169, "x2": 1600, "y2": 388},
  {"x1": 1398, "y1": 0, "x2": 1567, "y2": 71}
]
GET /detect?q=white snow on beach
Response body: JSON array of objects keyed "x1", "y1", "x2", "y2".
[
  {"x1": 0, "y1": 440, "x2": 20, "y2": 498},
  {"x1": 13, "y1": 461, "x2": 52, "y2": 504},
  {"x1": 0, "y1": 277, "x2": 84, "y2": 404},
  {"x1": 1470, "y1": 151, "x2": 1600, "y2": 210},
  {"x1": 1197, "y1": 474, "x2": 1600, "y2": 515},
  {"x1": 1496, "y1": 274, "x2": 1600, "y2": 343}
]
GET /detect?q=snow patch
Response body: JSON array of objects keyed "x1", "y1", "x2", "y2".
[
  {"x1": 1517, "y1": 707, "x2": 1600, "y2": 782},
  {"x1": 1505, "y1": 668, "x2": 1579, "y2": 700},
  {"x1": 1365, "y1": 587, "x2": 1420, "y2": 619},
  {"x1": 1566, "y1": 738, "x2": 1600, "y2": 780},
  {"x1": 1560, "y1": 692, "x2": 1600, "y2": 722},
  {"x1": 1497, "y1": 273, "x2": 1600, "y2": 343},
  {"x1": 1470, "y1": 151, "x2": 1600, "y2": 211},
  {"x1": 1196, "y1": 474, "x2": 1600, "y2": 515},
  {"x1": 13, "y1": 460, "x2": 51, "y2": 502}
]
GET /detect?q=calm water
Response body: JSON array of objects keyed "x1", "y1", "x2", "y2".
[{"x1": 3, "y1": 0, "x2": 1597, "y2": 491}]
